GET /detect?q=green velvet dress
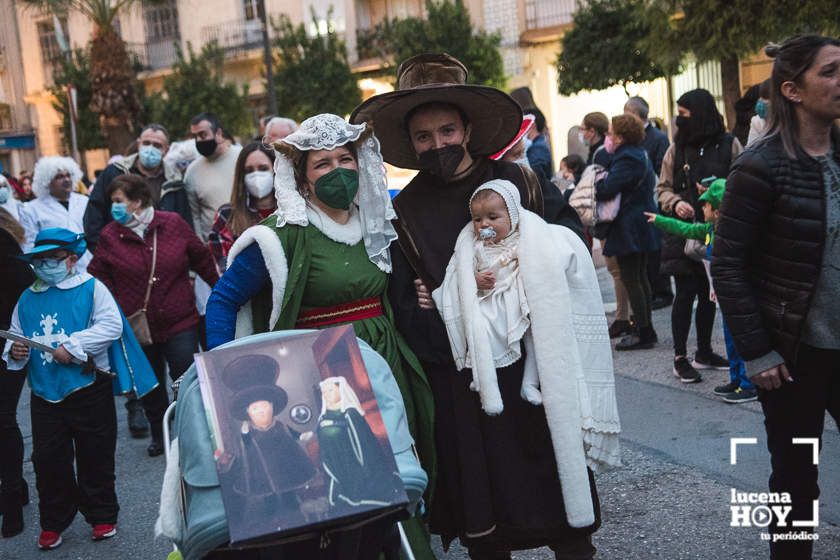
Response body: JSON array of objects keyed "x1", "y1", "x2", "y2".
[{"x1": 248, "y1": 216, "x2": 436, "y2": 558}]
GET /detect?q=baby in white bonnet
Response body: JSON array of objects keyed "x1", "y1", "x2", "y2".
[{"x1": 468, "y1": 181, "x2": 533, "y2": 375}]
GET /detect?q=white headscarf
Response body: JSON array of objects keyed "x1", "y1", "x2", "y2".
[
  {"x1": 272, "y1": 113, "x2": 397, "y2": 272},
  {"x1": 32, "y1": 156, "x2": 84, "y2": 199},
  {"x1": 319, "y1": 376, "x2": 365, "y2": 417},
  {"x1": 470, "y1": 179, "x2": 522, "y2": 232}
]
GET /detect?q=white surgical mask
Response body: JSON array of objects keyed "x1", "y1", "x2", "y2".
[
  {"x1": 513, "y1": 157, "x2": 531, "y2": 169},
  {"x1": 578, "y1": 131, "x2": 589, "y2": 147},
  {"x1": 244, "y1": 171, "x2": 274, "y2": 199},
  {"x1": 0, "y1": 187, "x2": 9, "y2": 205}
]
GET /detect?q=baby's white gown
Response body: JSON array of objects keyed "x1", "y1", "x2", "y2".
[{"x1": 472, "y1": 231, "x2": 531, "y2": 368}]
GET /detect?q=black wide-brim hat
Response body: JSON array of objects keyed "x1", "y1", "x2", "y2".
[
  {"x1": 231, "y1": 384, "x2": 288, "y2": 421},
  {"x1": 350, "y1": 53, "x2": 523, "y2": 170}
]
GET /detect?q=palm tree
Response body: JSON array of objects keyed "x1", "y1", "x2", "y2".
[{"x1": 22, "y1": 1, "x2": 143, "y2": 155}]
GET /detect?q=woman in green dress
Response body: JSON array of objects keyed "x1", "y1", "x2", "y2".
[{"x1": 205, "y1": 113, "x2": 435, "y2": 558}]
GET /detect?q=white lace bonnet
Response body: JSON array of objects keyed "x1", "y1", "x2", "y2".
[
  {"x1": 469, "y1": 179, "x2": 522, "y2": 231},
  {"x1": 271, "y1": 113, "x2": 397, "y2": 272}
]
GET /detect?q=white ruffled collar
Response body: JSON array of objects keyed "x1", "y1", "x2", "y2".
[{"x1": 305, "y1": 204, "x2": 362, "y2": 246}]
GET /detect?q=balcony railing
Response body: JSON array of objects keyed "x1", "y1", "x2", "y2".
[
  {"x1": 200, "y1": 18, "x2": 263, "y2": 58},
  {"x1": 127, "y1": 40, "x2": 179, "y2": 71},
  {"x1": 525, "y1": 0, "x2": 578, "y2": 30}
]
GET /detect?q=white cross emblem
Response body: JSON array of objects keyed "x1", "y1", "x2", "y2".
[{"x1": 31, "y1": 313, "x2": 68, "y2": 365}]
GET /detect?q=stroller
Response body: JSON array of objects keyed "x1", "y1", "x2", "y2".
[{"x1": 155, "y1": 330, "x2": 428, "y2": 560}]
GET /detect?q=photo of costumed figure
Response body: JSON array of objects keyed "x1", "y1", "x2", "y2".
[
  {"x1": 317, "y1": 376, "x2": 403, "y2": 510},
  {"x1": 219, "y1": 355, "x2": 318, "y2": 523}
]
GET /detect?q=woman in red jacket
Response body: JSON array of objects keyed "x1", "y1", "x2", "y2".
[{"x1": 88, "y1": 175, "x2": 218, "y2": 456}]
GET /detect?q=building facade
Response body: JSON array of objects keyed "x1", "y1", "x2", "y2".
[
  {"x1": 10, "y1": 0, "x2": 771, "y2": 177},
  {"x1": 0, "y1": 0, "x2": 37, "y2": 176}
]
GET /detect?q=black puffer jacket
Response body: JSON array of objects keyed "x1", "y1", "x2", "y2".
[
  {"x1": 660, "y1": 134, "x2": 734, "y2": 276},
  {"x1": 712, "y1": 132, "x2": 836, "y2": 364}
]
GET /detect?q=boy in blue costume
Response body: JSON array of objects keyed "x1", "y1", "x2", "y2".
[{"x1": 2, "y1": 228, "x2": 157, "y2": 550}]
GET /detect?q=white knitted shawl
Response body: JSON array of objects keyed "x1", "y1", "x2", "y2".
[{"x1": 432, "y1": 210, "x2": 621, "y2": 528}]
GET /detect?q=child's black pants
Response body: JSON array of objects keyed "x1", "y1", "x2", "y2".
[{"x1": 30, "y1": 375, "x2": 119, "y2": 532}]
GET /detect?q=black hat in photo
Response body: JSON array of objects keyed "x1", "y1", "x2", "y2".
[
  {"x1": 350, "y1": 53, "x2": 523, "y2": 170},
  {"x1": 222, "y1": 355, "x2": 289, "y2": 421}
]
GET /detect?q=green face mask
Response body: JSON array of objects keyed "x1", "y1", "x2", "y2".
[{"x1": 313, "y1": 167, "x2": 360, "y2": 210}]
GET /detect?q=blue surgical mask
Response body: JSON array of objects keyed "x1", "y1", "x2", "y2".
[
  {"x1": 755, "y1": 100, "x2": 768, "y2": 120},
  {"x1": 138, "y1": 145, "x2": 163, "y2": 169},
  {"x1": 33, "y1": 258, "x2": 70, "y2": 285},
  {"x1": 578, "y1": 131, "x2": 590, "y2": 147},
  {"x1": 111, "y1": 202, "x2": 130, "y2": 224},
  {"x1": 0, "y1": 187, "x2": 9, "y2": 205},
  {"x1": 523, "y1": 137, "x2": 533, "y2": 152}
]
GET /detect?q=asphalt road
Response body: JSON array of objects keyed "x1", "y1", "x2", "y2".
[{"x1": 3, "y1": 266, "x2": 838, "y2": 559}]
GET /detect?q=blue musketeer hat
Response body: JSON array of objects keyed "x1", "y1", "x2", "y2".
[{"x1": 19, "y1": 228, "x2": 87, "y2": 262}]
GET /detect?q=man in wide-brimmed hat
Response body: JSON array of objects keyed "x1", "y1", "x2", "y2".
[{"x1": 351, "y1": 54, "x2": 600, "y2": 559}]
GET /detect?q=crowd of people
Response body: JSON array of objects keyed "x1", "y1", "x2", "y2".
[{"x1": 0, "y1": 33, "x2": 837, "y2": 560}]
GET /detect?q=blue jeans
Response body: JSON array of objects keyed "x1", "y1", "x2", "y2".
[{"x1": 722, "y1": 319, "x2": 753, "y2": 390}]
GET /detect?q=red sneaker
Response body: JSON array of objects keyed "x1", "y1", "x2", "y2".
[
  {"x1": 38, "y1": 530, "x2": 63, "y2": 550},
  {"x1": 91, "y1": 523, "x2": 117, "y2": 540}
]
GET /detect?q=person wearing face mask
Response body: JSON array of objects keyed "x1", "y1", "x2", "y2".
[
  {"x1": 84, "y1": 123, "x2": 192, "y2": 439},
  {"x1": 2, "y1": 228, "x2": 125, "y2": 550},
  {"x1": 205, "y1": 113, "x2": 436, "y2": 560},
  {"x1": 208, "y1": 143, "x2": 277, "y2": 273},
  {"x1": 18, "y1": 157, "x2": 92, "y2": 273},
  {"x1": 492, "y1": 116, "x2": 585, "y2": 244},
  {"x1": 594, "y1": 115, "x2": 660, "y2": 350},
  {"x1": 185, "y1": 112, "x2": 242, "y2": 242},
  {"x1": 657, "y1": 89, "x2": 742, "y2": 383},
  {"x1": 580, "y1": 112, "x2": 612, "y2": 167},
  {"x1": 83, "y1": 124, "x2": 191, "y2": 251},
  {"x1": 523, "y1": 107, "x2": 554, "y2": 182},
  {"x1": 351, "y1": 54, "x2": 601, "y2": 560},
  {"x1": 0, "y1": 174, "x2": 20, "y2": 220},
  {"x1": 88, "y1": 175, "x2": 219, "y2": 457}
]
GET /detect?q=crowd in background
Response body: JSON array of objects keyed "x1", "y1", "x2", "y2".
[{"x1": 0, "y1": 33, "x2": 837, "y2": 560}]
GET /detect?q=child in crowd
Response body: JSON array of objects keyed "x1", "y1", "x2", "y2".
[
  {"x1": 645, "y1": 179, "x2": 757, "y2": 403},
  {"x1": 560, "y1": 154, "x2": 586, "y2": 184},
  {"x1": 432, "y1": 179, "x2": 621, "y2": 529},
  {"x1": 554, "y1": 154, "x2": 586, "y2": 194},
  {"x1": 2, "y1": 228, "x2": 155, "y2": 550}
]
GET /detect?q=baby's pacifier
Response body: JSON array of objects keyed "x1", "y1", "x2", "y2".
[{"x1": 479, "y1": 227, "x2": 497, "y2": 240}]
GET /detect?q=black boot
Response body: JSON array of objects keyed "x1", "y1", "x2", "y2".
[
  {"x1": 615, "y1": 325, "x2": 657, "y2": 351},
  {"x1": 1, "y1": 485, "x2": 25, "y2": 537},
  {"x1": 125, "y1": 393, "x2": 149, "y2": 438},
  {"x1": 147, "y1": 421, "x2": 164, "y2": 457}
]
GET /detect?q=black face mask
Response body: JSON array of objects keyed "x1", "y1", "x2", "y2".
[
  {"x1": 417, "y1": 145, "x2": 466, "y2": 180},
  {"x1": 196, "y1": 137, "x2": 217, "y2": 157}
]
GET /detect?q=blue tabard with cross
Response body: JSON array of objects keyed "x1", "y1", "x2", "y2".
[{"x1": 17, "y1": 278, "x2": 98, "y2": 403}]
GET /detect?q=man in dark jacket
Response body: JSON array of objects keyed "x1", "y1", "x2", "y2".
[
  {"x1": 625, "y1": 96, "x2": 673, "y2": 309},
  {"x1": 83, "y1": 124, "x2": 192, "y2": 249},
  {"x1": 82, "y1": 123, "x2": 192, "y2": 438}
]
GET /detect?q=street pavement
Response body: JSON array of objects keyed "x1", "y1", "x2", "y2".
[{"x1": 3, "y1": 263, "x2": 838, "y2": 559}]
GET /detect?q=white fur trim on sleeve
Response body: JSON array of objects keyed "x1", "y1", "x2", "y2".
[{"x1": 226, "y1": 224, "x2": 289, "y2": 334}]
